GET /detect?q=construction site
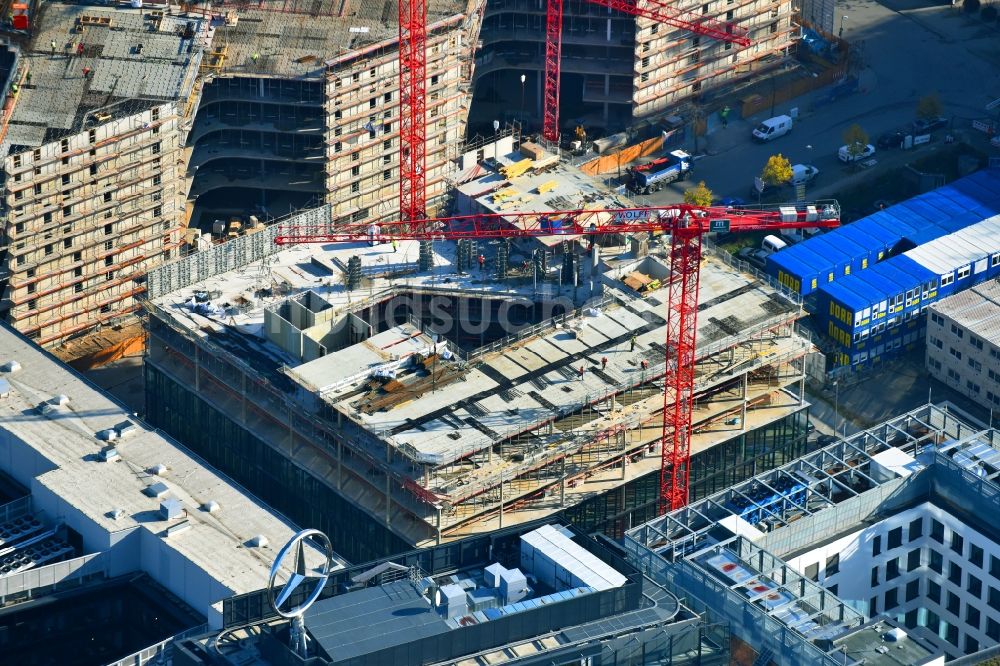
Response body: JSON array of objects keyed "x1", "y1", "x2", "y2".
[
  {"x1": 139, "y1": 142, "x2": 822, "y2": 563},
  {"x1": 0, "y1": 0, "x2": 483, "y2": 357},
  {"x1": 474, "y1": 0, "x2": 799, "y2": 136}
]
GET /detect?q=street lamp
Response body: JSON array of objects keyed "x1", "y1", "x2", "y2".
[
  {"x1": 839, "y1": 15, "x2": 848, "y2": 38},
  {"x1": 520, "y1": 74, "x2": 526, "y2": 124}
]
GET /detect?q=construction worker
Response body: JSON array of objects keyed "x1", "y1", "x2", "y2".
[
  {"x1": 391, "y1": 239, "x2": 398, "y2": 253},
  {"x1": 82, "y1": 67, "x2": 92, "y2": 78},
  {"x1": 601, "y1": 356, "x2": 608, "y2": 371},
  {"x1": 77, "y1": 43, "x2": 85, "y2": 56},
  {"x1": 640, "y1": 359, "x2": 649, "y2": 371},
  {"x1": 50, "y1": 40, "x2": 56, "y2": 55},
  {"x1": 630, "y1": 334, "x2": 637, "y2": 352},
  {"x1": 9, "y1": 83, "x2": 17, "y2": 96},
  {"x1": 24, "y1": 72, "x2": 30, "y2": 85},
  {"x1": 578, "y1": 365, "x2": 585, "y2": 381},
  {"x1": 251, "y1": 52, "x2": 260, "y2": 64},
  {"x1": 477, "y1": 254, "x2": 485, "y2": 272},
  {"x1": 720, "y1": 105, "x2": 731, "y2": 129}
]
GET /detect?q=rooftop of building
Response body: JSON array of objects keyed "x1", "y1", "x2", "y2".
[
  {"x1": 0, "y1": 322, "x2": 345, "y2": 611},
  {"x1": 199, "y1": 522, "x2": 689, "y2": 666},
  {"x1": 210, "y1": 0, "x2": 473, "y2": 80},
  {"x1": 626, "y1": 402, "x2": 998, "y2": 664},
  {"x1": 454, "y1": 142, "x2": 633, "y2": 248},
  {"x1": 831, "y1": 620, "x2": 943, "y2": 666},
  {"x1": 928, "y1": 278, "x2": 1000, "y2": 346},
  {"x1": 7, "y1": 2, "x2": 205, "y2": 150}
]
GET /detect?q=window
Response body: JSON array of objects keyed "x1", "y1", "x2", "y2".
[
  {"x1": 383, "y1": 170, "x2": 391, "y2": 181},
  {"x1": 957, "y1": 265, "x2": 971, "y2": 280},
  {"x1": 73, "y1": 252, "x2": 81, "y2": 262},
  {"x1": 872, "y1": 535, "x2": 881, "y2": 557},
  {"x1": 888, "y1": 527, "x2": 902, "y2": 549},
  {"x1": 152, "y1": 141, "x2": 161, "y2": 155},
  {"x1": 993, "y1": 253, "x2": 1000, "y2": 268},
  {"x1": 63, "y1": 238, "x2": 72, "y2": 249},
  {"x1": 90, "y1": 164, "x2": 98, "y2": 176},
  {"x1": 871, "y1": 566, "x2": 879, "y2": 586},
  {"x1": 44, "y1": 243, "x2": 53, "y2": 256},
  {"x1": 351, "y1": 182, "x2": 359, "y2": 193},
  {"x1": 152, "y1": 175, "x2": 161, "y2": 186},
  {"x1": 988, "y1": 618, "x2": 1000, "y2": 641},
  {"x1": 931, "y1": 520, "x2": 944, "y2": 543},
  {"x1": 969, "y1": 358, "x2": 983, "y2": 372},
  {"x1": 868, "y1": 596, "x2": 878, "y2": 617},
  {"x1": 26, "y1": 282, "x2": 35, "y2": 295},
  {"x1": 106, "y1": 271, "x2": 114, "y2": 281},
  {"x1": 967, "y1": 636, "x2": 980, "y2": 654},
  {"x1": 949, "y1": 347, "x2": 962, "y2": 360},
  {"x1": 104, "y1": 240, "x2": 113, "y2": 251},
  {"x1": 928, "y1": 580, "x2": 941, "y2": 603},
  {"x1": 74, "y1": 267, "x2": 82, "y2": 278},
  {"x1": 909, "y1": 518, "x2": 923, "y2": 540},
  {"x1": 945, "y1": 622, "x2": 959, "y2": 647},
  {"x1": 886, "y1": 558, "x2": 900, "y2": 581},
  {"x1": 990, "y1": 587, "x2": 1000, "y2": 612},
  {"x1": 74, "y1": 283, "x2": 83, "y2": 294},
  {"x1": 951, "y1": 532, "x2": 964, "y2": 556},
  {"x1": 826, "y1": 553, "x2": 839, "y2": 576},
  {"x1": 947, "y1": 591, "x2": 960, "y2": 616},
  {"x1": 907, "y1": 548, "x2": 921, "y2": 571},
  {"x1": 351, "y1": 166, "x2": 360, "y2": 177},
  {"x1": 969, "y1": 575, "x2": 983, "y2": 599},
  {"x1": 990, "y1": 555, "x2": 1000, "y2": 579},
  {"x1": 930, "y1": 550, "x2": 943, "y2": 574},
  {"x1": 971, "y1": 336, "x2": 984, "y2": 350},
  {"x1": 104, "y1": 256, "x2": 114, "y2": 267},
  {"x1": 906, "y1": 579, "x2": 920, "y2": 602},
  {"x1": 805, "y1": 563, "x2": 818, "y2": 581},
  {"x1": 100, "y1": 304, "x2": 111, "y2": 314},
  {"x1": 941, "y1": 273, "x2": 954, "y2": 287},
  {"x1": 104, "y1": 223, "x2": 113, "y2": 235},
  {"x1": 383, "y1": 140, "x2": 392, "y2": 150},
  {"x1": 971, "y1": 544, "x2": 984, "y2": 568},
  {"x1": 949, "y1": 562, "x2": 962, "y2": 586},
  {"x1": 153, "y1": 206, "x2": 161, "y2": 218},
  {"x1": 884, "y1": 588, "x2": 898, "y2": 612}
]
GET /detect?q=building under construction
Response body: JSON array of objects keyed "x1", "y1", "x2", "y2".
[
  {"x1": 0, "y1": 0, "x2": 482, "y2": 354},
  {"x1": 141, "y1": 149, "x2": 816, "y2": 563},
  {"x1": 474, "y1": 0, "x2": 799, "y2": 134}
]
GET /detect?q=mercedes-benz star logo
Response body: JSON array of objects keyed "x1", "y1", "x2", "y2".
[{"x1": 268, "y1": 529, "x2": 334, "y2": 619}]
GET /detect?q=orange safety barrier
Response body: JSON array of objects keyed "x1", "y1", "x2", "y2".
[{"x1": 579, "y1": 135, "x2": 666, "y2": 176}]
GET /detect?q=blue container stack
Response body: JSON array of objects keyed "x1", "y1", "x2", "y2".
[{"x1": 767, "y1": 170, "x2": 1000, "y2": 295}]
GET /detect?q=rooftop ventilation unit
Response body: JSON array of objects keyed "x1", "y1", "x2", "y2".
[
  {"x1": 97, "y1": 429, "x2": 117, "y2": 442},
  {"x1": 98, "y1": 447, "x2": 119, "y2": 462},
  {"x1": 0, "y1": 360, "x2": 21, "y2": 374},
  {"x1": 148, "y1": 464, "x2": 168, "y2": 476},
  {"x1": 165, "y1": 520, "x2": 191, "y2": 537},
  {"x1": 49, "y1": 394, "x2": 69, "y2": 407},
  {"x1": 115, "y1": 420, "x2": 138, "y2": 438},
  {"x1": 201, "y1": 500, "x2": 220, "y2": 513},
  {"x1": 160, "y1": 498, "x2": 183, "y2": 520},
  {"x1": 110, "y1": 508, "x2": 126, "y2": 520},
  {"x1": 144, "y1": 481, "x2": 169, "y2": 498},
  {"x1": 247, "y1": 534, "x2": 268, "y2": 548}
]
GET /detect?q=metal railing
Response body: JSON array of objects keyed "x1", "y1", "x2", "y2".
[{"x1": 104, "y1": 623, "x2": 209, "y2": 666}]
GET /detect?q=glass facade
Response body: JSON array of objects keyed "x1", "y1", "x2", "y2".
[
  {"x1": 560, "y1": 408, "x2": 813, "y2": 539},
  {"x1": 147, "y1": 359, "x2": 811, "y2": 560}
]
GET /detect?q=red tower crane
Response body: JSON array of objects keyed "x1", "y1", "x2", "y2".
[
  {"x1": 276, "y1": 201, "x2": 840, "y2": 511},
  {"x1": 398, "y1": 0, "x2": 427, "y2": 228},
  {"x1": 543, "y1": 0, "x2": 752, "y2": 143}
]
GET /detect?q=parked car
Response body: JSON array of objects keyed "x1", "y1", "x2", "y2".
[
  {"x1": 912, "y1": 116, "x2": 949, "y2": 134},
  {"x1": 719, "y1": 196, "x2": 747, "y2": 207},
  {"x1": 876, "y1": 130, "x2": 906, "y2": 150},
  {"x1": 791, "y1": 164, "x2": 819, "y2": 186},
  {"x1": 838, "y1": 143, "x2": 876, "y2": 163},
  {"x1": 737, "y1": 247, "x2": 770, "y2": 269}
]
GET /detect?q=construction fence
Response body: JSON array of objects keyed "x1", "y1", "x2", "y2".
[{"x1": 579, "y1": 135, "x2": 666, "y2": 176}]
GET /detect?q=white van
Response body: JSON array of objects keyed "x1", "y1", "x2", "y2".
[
  {"x1": 791, "y1": 164, "x2": 819, "y2": 186},
  {"x1": 752, "y1": 115, "x2": 793, "y2": 142},
  {"x1": 762, "y1": 235, "x2": 788, "y2": 253}
]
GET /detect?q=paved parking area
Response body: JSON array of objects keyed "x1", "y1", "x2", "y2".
[{"x1": 633, "y1": 0, "x2": 1000, "y2": 205}]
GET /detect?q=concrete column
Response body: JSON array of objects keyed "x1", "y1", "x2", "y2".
[
  {"x1": 799, "y1": 357, "x2": 806, "y2": 405},
  {"x1": 498, "y1": 474, "x2": 504, "y2": 528},
  {"x1": 621, "y1": 431, "x2": 627, "y2": 480},
  {"x1": 337, "y1": 439, "x2": 343, "y2": 490},
  {"x1": 436, "y1": 507, "x2": 442, "y2": 545},
  {"x1": 560, "y1": 456, "x2": 566, "y2": 507},
  {"x1": 741, "y1": 372, "x2": 748, "y2": 432},
  {"x1": 385, "y1": 473, "x2": 391, "y2": 525}
]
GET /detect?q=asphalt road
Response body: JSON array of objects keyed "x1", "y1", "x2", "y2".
[{"x1": 633, "y1": 0, "x2": 1000, "y2": 205}]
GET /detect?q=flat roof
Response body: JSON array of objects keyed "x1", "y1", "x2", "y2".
[
  {"x1": 0, "y1": 323, "x2": 344, "y2": 602},
  {"x1": 214, "y1": 0, "x2": 470, "y2": 79},
  {"x1": 8, "y1": 3, "x2": 204, "y2": 149},
  {"x1": 929, "y1": 279, "x2": 1000, "y2": 347},
  {"x1": 455, "y1": 148, "x2": 633, "y2": 247}
]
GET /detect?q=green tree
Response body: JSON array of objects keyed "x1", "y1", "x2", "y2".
[
  {"x1": 916, "y1": 93, "x2": 943, "y2": 120},
  {"x1": 842, "y1": 124, "x2": 870, "y2": 160},
  {"x1": 683, "y1": 180, "x2": 714, "y2": 206},
  {"x1": 761, "y1": 154, "x2": 793, "y2": 187}
]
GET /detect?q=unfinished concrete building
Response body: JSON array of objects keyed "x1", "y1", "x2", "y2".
[
  {"x1": 185, "y1": 0, "x2": 484, "y2": 228},
  {"x1": 0, "y1": 4, "x2": 205, "y2": 347},
  {"x1": 473, "y1": 0, "x2": 798, "y2": 134},
  {"x1": 141, "y1": 150, "x2": 815, "y2": 563},
  {"x1": 0, "y1": 0, "x2": 484, "y2": 351}
]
